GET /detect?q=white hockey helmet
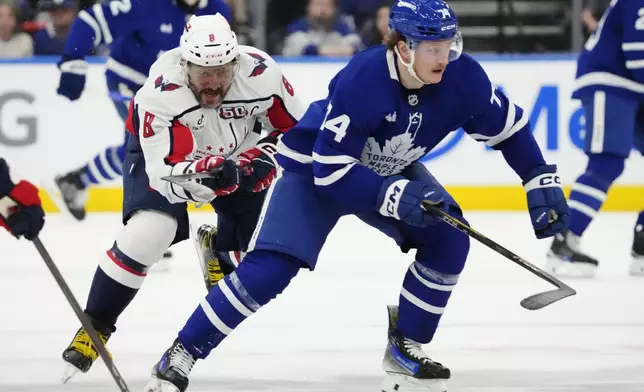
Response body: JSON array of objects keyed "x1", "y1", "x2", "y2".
[{"x1": 180, "y1": 13, "x2": 239, "y2": 67}]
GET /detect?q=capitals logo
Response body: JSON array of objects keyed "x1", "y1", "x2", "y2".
[
  {"x1": 248, "y1": 52, "x2": 268, "y2": 77},
  {"x1": 154, "y1": 75, "x2": 181, "y2": 92}
]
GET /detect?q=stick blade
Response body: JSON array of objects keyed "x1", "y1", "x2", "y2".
[{"x1": 520, "y1": 287, "x2": 577, "y2": 310}]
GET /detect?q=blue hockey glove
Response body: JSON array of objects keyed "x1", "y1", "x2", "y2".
[
  {"x1": 57, "y1": 57, "x2": 88, "y2": 101},
  {"x1": 377, "y1": 175, "x2": 448, "y2": 227},
  {"x1": 522, "y1": 164, "x2": 569, "y2": 239}
]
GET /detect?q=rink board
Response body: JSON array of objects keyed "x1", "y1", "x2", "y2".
[
  {"x1": 35, "y1": 184, "x2": 644, "y2": 212},
  {"x1": 0, "y1": 54, "x2": 642, "y2": 212}
]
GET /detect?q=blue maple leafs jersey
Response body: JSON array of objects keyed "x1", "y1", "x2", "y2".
[
  {"x1": 573, "y1": 0, "x2": 644, "y2": 100},
  {"x1": 63, "y1": 0, "x2": 231, "y2": 89},
  {"x1": 277, "y1": 45, "x2": 545, "y2": 212}
]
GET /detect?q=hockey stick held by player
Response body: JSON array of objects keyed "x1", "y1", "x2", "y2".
[
  {"x1": 59, "y1": 13, "x2": 304, "y2": 382},
  {"x1": 145, "y1": 2, "x2": 569, "y2": 392}
]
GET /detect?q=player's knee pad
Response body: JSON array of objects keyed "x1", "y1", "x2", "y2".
[
  {"x1": 416, "y1": 214, "x2": 470, "y2": 276},
  {"x1": 99, "y1": 210, "x2": 177, "y2": 289},
  {"x1": 584, "y1": 154, "x2": 625, "y2": 188},
  {"x1": 230, "y1": 250, "x2": 302, "y2": 307}
]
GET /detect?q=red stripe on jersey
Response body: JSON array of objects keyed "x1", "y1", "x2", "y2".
[
  {"x1": 166, "y1": 120, "x2": 194, "y2": 164},
  {"x1": 125, "y1": 100, "x2": 136, "y2": 135},
  {"x1": 106, "y1": 250, "x2": 147, "y2": 277},
  {"x1": 267, "y1": 96, "x2": 297, "y2": 132}
]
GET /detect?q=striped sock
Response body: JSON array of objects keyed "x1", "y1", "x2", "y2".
[
  {"x1": 567, "y1": 173, "x2": 609, "y2": 236},
  {"x1": 397, "y1": 262, "x2": 459, "y2": 344},
  {"x1": 82, "y1": 144, "x2": 126, "y2": 185},
  {"x1": 178, "y1": 273, "x2": 259, "y2": 359}
]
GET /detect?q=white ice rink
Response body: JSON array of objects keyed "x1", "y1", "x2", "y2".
[{"x1": 0, "y1": 212, "x2": 643, "y2": 392}]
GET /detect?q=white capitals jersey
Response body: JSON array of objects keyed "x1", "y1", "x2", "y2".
[{"x1": 126, "y1": 45, "x2": 305, "y2": 204}]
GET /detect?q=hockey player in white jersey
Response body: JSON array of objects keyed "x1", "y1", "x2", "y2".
[{"x1": 60, "y1": 13, "x2": 303, "y2": 381}]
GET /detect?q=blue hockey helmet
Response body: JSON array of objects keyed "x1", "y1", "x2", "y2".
[{"x1": 388, "y1": 0, "x2": 462, "y2": 61}]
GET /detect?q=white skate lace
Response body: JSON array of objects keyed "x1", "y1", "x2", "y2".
[
  {"x1": 403, "y1": 338, "x2": 431, "y2": 364},
  {"x1": 169, "y1": 344, "x2": 196, "y2": 378}
]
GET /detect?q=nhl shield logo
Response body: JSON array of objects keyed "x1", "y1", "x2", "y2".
[{"x1": 408, "y1": 94, "x2": 418, "y2": 106}]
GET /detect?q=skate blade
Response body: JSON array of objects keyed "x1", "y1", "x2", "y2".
[
  {"x1": 144, "y1": 378, "x2": 181, "y2": 392},
  {"x1": 61, "y1": 362, "x2": 81, "y2": 384},
  {"x1": 546, "y1": 254, "x2": 597, "y2": 278},
  {"x1": 382, "y1": 373, "x2": 448, "y2": 392}
]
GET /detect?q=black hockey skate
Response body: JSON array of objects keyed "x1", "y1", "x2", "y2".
[
  {"x1": 381, "y1": 305, "x2": 450, "y2": 392},
  {"x1": 190, "y1": 223, "x2": 236, "y2": 291},
  {"x1": 546, "y1": 230, "x2": 599, "y2": 278},
  {"x1": 144, "y1": 339, "x2": 196, "y2": 392},
  {"x1": 630, "y1": 225, "x2": 644, "y2": 276},
  {"x1": 54, "y1": 168, "x2": 88, "y2": 221},
  {"x1": 61, "y1": 317, "x2": 114, "y2": 383}
]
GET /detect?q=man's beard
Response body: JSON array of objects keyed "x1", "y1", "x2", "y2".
[{"x1": 197, "y1": 87, "x2": 224, "y2": 108}]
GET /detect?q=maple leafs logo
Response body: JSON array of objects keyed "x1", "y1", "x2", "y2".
[
  {"x1": 361, "y1": 112, "x2": 426, "y2": 175},
  {"x1": 154, "y1": 75, "x2": 181, "y2": 92}
]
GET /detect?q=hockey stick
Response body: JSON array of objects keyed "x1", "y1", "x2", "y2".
[
  {"x1": 161, "y1": 164, "x2": 250, "y2": 186},
  {"x1": 32, "y1": 237, "x2": 131, "y2": 392},
  {"x1": 421, "y1": 201, "x2": 576, "y2": 310},
  {"x1": 161, "y1": 171, "x2": 221, "y2": 185}
]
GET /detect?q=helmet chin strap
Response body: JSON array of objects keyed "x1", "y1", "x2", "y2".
[{"x1": 394, "y1": 45, "x2": 429, "y2": 86}]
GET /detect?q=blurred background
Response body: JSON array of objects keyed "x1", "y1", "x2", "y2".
[
  {"x1": 1, "y1": 0, "x2": 640, "y2": 215},
  {"x1": 0, "y1": 0, "x2": 610, "y2": 58}
]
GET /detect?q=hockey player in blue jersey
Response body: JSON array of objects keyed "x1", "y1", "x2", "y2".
[
  {"x1": 547, "y1": 0, "x2": 644, "y2": 278},
  {"x1": 52, "y1": 0, "x2": 231, "y2": 221},
  {"x1": 144, "y1": 1, "x2": 570, "y2": 391}
]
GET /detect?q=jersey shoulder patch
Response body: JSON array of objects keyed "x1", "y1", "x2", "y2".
[
  {"x1": 154, "y1": 74, "x2": 182, "y2": 92},
  {"x1": 239, "y1": 46, "x2": 278, "y2": 79},
  {"x1": 236, "y1": 46, "x2": 288, "y2": 97}
]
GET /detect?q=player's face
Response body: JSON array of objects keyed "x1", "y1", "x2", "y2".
[
  {"x1": 186, "y1": 62, "x2": 236, "y2": 109},
  {"x1": 412, "y1": 39, "x2": 452, "y2": 83}
]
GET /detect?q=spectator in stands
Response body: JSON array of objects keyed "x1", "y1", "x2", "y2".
[
  {"x1": 282, "y1": 0, "x2": 361, "y2": 57},
  {"x1": 581, "y1": 0, "x2": 611, "y2": 33},
  {"x1": 0, "y1": 0, "x2": 32, "y2": 57},
  {"x1": 33, "y1": 0, "x2": 77, "y2": 55},
  {"x1": 360, "y1": 1, "x2": 391, "y2": 48},
  {"x1": 225, "y1": 0, "x2": 253, "y2": 45},
  {"x1": 340, "y1": 0, "x2": 386, "y2": 31}
]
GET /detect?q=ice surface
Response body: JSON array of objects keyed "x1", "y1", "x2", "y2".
[{"x1": 0, "y1": 212, "x2": 642, "y2": 391}]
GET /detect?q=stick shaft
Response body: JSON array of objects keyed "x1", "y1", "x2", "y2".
[{"x1": 32, "y1": 237, "x2": 130, "y2": 392}]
